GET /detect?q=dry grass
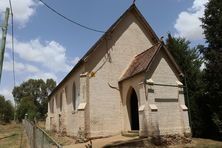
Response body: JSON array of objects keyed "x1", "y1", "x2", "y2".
[
  {"x1": 46, "y1": 131, "x2": 76, "y2": 146},
  {"x1": 0, "y1": 122, "x2": 29, "y2": 148},
  {"x1": 36, "y1": 121, "x2": 45, "y2": 129},
  {"x1": 36, "y1": 121, "x2": 76, "y2": 146},
  {"x1": 35, "y1": 121, "x2": 222, "y2": 147},
  {"x1": 181, "y1": 138, "x2": 222, "y2": 148},
  {"x1": 63, "y1": 136, "x2": 222, "y2": 148}
]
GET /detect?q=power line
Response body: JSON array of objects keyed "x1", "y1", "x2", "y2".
[
  {"x1": 0, "y1": 8, "x2": 9, "y2": 83},
  {"x1": 8, "y1": 0, "x2": 15, "y2": 88},
  {"x1": 9, "y1": 0, "x2": 16, "y2": 121},
  {"x1": 38, "y1": 0, "x2": 105, "y2": 33}
]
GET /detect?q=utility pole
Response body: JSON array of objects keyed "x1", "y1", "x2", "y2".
[{"x1": 0, "y1": 8, "x2": 10, "y2": 82}]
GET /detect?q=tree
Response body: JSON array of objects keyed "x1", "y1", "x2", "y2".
[
  {"x1": 0, "y1": 95, "x2": 5, "y2": 120},
  {"x1": 166, "y1": 34, "x2": 204, "y2": 137},
  {"x1": 41, "y1": 79, "x2": 57, "y2": 116},
  {"x1": 13, "y1": 79, "x2": 56, "y2": 121},
  {"x1": 201, "y1": 0, "x2": 222, "y2": 49},
  {"x1": 3, "y1": 100, "x2": 14, "y2": 123},
  {"x1": 0, "y1": 95, "x2": 14, "y2": 123},
  {"x1": 201, "y1": 0, "x2": 222, "y2": 139},
  {"x1": 16, "y1": 96, "x2": 37, "y2": 121}
]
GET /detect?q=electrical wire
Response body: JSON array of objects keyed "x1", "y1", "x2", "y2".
[
  {"x1": 8, "y1": 0, "x2": 15, "y2": 88},
  {"x1": 38, "y1": 0, "x2": 105, "y2": 33},
  {"x1": 9, "y1": 0, "x2": 16, "y2": 121}
]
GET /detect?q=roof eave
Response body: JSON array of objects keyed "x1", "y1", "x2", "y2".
[
  {"x1": 145, "y1": 44, "x2": 184, "y2": 78},
  {"x1": 119, "y1": 70, "x2": 146, "y2": 83}
]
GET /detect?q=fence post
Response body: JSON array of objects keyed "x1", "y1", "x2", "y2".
[
  {"x1": 23, "y1": 119, "x2": 62, "y2": 148},
  {"x1": 41, "y1": 130, "x2": 44, "y2": 148},
  {"x1": 33, "y1": 124, "x2": 36, "y2": 148}
]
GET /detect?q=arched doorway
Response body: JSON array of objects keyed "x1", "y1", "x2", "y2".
[{"x1": 127, "y1": 88, "x2": 139, "y2": 131}]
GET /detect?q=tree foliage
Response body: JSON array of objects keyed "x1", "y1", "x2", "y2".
[
  {"x1": 201, "y1": 0, "x2": 222, "y2": 49},
  {"x1": 0, "y1": 95, "x2": 14, "y2": 123},
  {"x1": 166, "y1": 34, "x2": 204, "y2": 137},
  {"x1": 16, "y1": 96, "x2": 37, "y2": 121},
  {"x1": 200, "y1": 0, "x2": 222, "y2": 139},
  {"x1": 13, "y1": 79, "x2": 56, "y2": 121}
]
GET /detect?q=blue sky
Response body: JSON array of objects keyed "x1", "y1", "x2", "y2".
[{"x1": 0, "y1": 0, "x2": 207, "y2": 101}]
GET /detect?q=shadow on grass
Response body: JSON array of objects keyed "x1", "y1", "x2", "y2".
[
  {"x1": 103, "y1": 138, "x2": 156, "y2": 148},
  {"x1": 0, "y1": 133, "x2": 18, "y2": 140}
]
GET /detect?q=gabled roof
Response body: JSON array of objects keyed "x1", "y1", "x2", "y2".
[
  {"x1": 48, "y1": 4, "x2": 159, "y2": 98},
  {"x1": 119, "y1": 42, "x2": 183, "y2": 82},
  {"x1": 120, "y1": 43, "x2": 162, "y2": 82},
  {"x1": 82, "y1": 4, "x2": 159, "y2": 61}
]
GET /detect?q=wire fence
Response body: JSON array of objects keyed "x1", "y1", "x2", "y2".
[{"x1": 23, "y1": 119, "x2": 62, "y2": 148}]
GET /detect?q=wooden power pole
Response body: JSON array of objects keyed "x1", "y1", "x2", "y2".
[{"x1": 0, "y1": 8, "x2": 10, "y2": 82}]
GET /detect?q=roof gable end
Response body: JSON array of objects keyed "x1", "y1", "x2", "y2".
[
  {"x1": 49, "y1": 4, "x2": 159, "y2": 98},
  {"x1": 119, "y1": 42, "x2": 183, "y2": 82}
]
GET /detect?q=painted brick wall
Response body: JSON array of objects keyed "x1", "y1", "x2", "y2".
[
  {"x1": 85, "y1": 12, "x2": 153, "y2": 137},
  {"x1": 46, "y1": 66, "x2": 86, "y2": 136},
  {"x1": 46, "y1": 8, "x2": 191, "y2": 138},
  {"x1": 120, "y1": 74, "x2": 145, "y2": 132},
  {"x1": 146, "y1": 49, "x2": 190, "y2": 136}
]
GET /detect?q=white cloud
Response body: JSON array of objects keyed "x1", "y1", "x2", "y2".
[
  {"x1": 0, "y1": 0, "x2": 39, "y2": 27},
  {"x1": 3, "y1": 60, "x2": 39, "y2": 73},
  {"x1": 72, "y1": 57, "x2": 80, "y2": 65},
  {"x1": 26, "y1": 64, "x2": 39, "y2": 73},
  {"x1": 0, "y1": 88, "x2": 14, "y2": 102},
  {"x1": 3, "y1": 35, "x2": 74, "y2": 90},
  {"x1": 174, "y1": 0, "x2": 208, "y2": 40},
  {"x1": 4, "y1": 52, "x2": 10, "y2": 59},
  {"x1": 3, "y1": 34, "x2": 74, "y2": 89},
  {"x1": 27, "y1": 72, "x2": 57, "y2": 82},
  {"x1": 6, "y1": 35, "x2": 72, "y2": 73}
]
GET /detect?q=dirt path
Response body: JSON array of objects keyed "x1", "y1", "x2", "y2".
[
  {"x1": 63, "y1": 135, "x2": 222, "y2": 148},
  {"x1": 64, "y1": 135, "x2": 138, "y2": 148},
  {"x1": 0, "y1": 122, "x2": 29, "y2": 148}
]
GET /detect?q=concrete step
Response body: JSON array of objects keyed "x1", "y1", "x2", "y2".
[
  {"x1": 128, "y1": 130, "x2": 139, "y2": 133},
  {"x1": 122, "y1": 130, "x2": 139, "y2": 137}
]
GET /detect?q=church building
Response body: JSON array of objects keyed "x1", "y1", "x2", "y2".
[{"x1": 46, "y1": 4, "x2": 191, "y2": 138}]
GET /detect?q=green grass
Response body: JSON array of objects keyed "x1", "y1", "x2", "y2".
[{"x1": 0, "y1": 122, "x2": 29, "y2": 148}]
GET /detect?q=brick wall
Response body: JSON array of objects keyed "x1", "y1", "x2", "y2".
[
  {"x1": 85, "y1": 12, "x2": 153, "y2": 137},
  {"x1": 45, "y1": 9, "x2": 191, "y2": 139},
  {"x1": 146, "y1": 49, "x2": 191, "y2": 136}
]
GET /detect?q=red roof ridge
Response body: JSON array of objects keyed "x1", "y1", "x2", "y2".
[
  {"x1": 119, "y1": 43, "x2": 162, "y2": 82},
  {"x1": 134, "y1": 42, "x2": 162, "y2": 58}
]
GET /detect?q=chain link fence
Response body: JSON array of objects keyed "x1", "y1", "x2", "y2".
[{"x1": 23, "y1": 119, "x2": 62, "y2": 148}]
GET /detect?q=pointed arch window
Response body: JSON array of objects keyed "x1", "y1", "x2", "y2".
[
  {"x1": 50, "y1": 98, "x2": 54, "y2": 113},
  {"x1": 72, "y1": 82, "x2": 76, "y2": 110},
  {"x1": 60, "y1": 92, "x2": 63, "y2": 111},
  {"x1": 72, "y1": 82, "x2": 80, "y2": 111}
]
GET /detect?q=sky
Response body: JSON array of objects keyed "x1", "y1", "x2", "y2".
[{"x1": 0, "y1": 0, "x2": 208, "y2": 102}]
